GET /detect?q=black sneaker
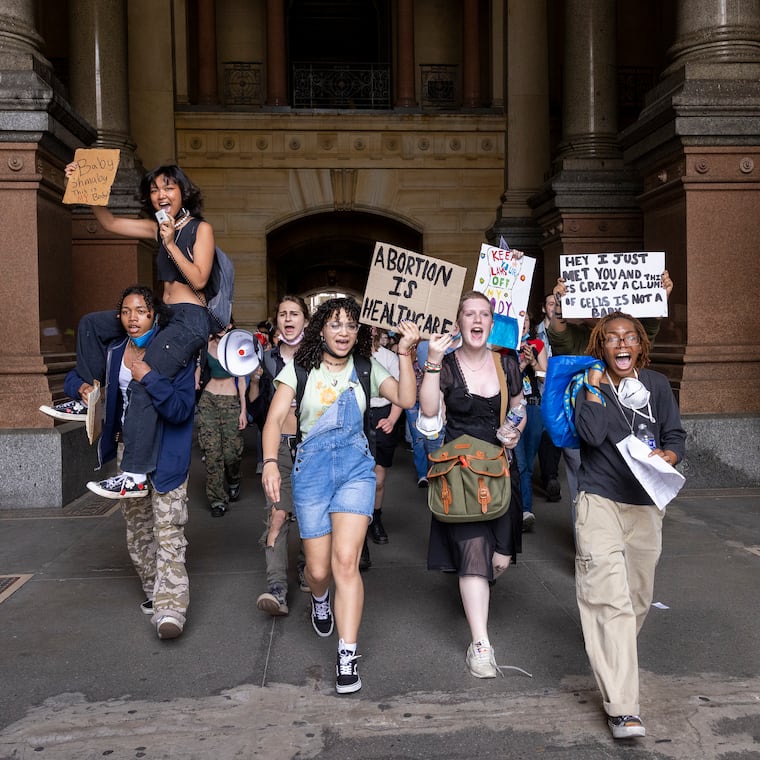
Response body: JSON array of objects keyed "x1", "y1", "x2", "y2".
[
  {"x1": 335, "y1": 648, "x2": 362, "y2": 694},
  {"x1": 87, "y1": 474, "x2": 150, "y2": 499},
  {"x1": 227, "y1": 482, "x2": 241, "y2": 501},
  {"x1": 311, "y1": 592, "x2": 334, "y2": 637},
  {"x1": 140, "y1": 598, "x2": 153, "y2": 615},
  {"x1": 39, "y1": 399, "x2": 87, "y2": 422}
]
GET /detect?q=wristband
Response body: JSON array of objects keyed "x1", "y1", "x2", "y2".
[
  {"x1": 261, "y1": 458, "x2": 279, "y2": 466},
  {"x1": 397, "y1": 351, "x2": 410, "y2": 356}
]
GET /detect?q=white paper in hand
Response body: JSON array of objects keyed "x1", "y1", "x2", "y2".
[{"x1": 615, "y1": 433, "x2": 685, "y2": 510}]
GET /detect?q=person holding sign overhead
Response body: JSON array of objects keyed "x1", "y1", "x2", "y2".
[
  {"x1": 419, "y1": 290, "x2": 525, "y2": 679},
  {"x1": 573, "y1": 312, "x2": 685, "y2": 739},
  {"x1": 44, "y1": 161, "x2": 215, "y2": 500}
]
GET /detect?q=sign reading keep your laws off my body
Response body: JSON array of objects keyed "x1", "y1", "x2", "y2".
[{"x1": 361, "y1": 242, "x2": 467, "y2": 338}]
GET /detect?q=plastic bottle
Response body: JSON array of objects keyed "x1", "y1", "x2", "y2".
[
  {"x1": 636, "y1": 422, "x2": 656, "y2": 450},
  {"x1": 497, "y1": 398, "x2": 527, "y2": 445}
]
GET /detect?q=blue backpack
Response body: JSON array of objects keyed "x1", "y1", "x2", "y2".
[{"x1": 541, "y1": 355, "x2": 605, "y2": 448}]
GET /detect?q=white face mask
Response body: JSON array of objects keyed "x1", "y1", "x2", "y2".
[{"x1": 617, "y1": 377, "x2": 651, "y2": 411}]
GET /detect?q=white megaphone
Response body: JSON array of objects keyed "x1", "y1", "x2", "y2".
[{"x1": 217, "y1": 329, "x2": 262, "y2": 377}]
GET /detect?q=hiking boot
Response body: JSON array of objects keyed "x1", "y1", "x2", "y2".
[
  {"x1": 156, "y1": 615, "x2": 183, "y2": 640},
  {"x1": 256, "y1": 585, "x2": 289, "y2": 616},
  {"x1": 140, "y1": 598, "x2": 153, "y2": 615},
  {"x1": 311, "y1": 592, "x2": 334, "y2": 637},
  {"x1": 335, "y1": 648, "x2": 362, "y2": 694},
  {"x1": 39, "y1": 399, "x2": 87, "y2": 422},
  {"x1": 87, "y1": 474, "x2": 149, "y2": 500},
  {"x1": 545, "y1": 478, "x2": 562, "y2": 502},
  {"x1": 369, "y1": 509, "x2": 388, "y2": 544},
  {"x1": 466, "y1": 641, "x2": 498, "y2": 678},
  {"x1": 608, "y1": 715, "x2": 646, "y2": 739},
  {"x1": 227, "y1": 482, "x2": 241, "y2": 501}
]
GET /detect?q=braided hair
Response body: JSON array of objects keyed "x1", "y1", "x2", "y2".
[
  {"x1": 294, "y1": 297, "x2": 372, "y2": 371},
  {"x1": 585, "y1": 311, "x2": 651, "y2": 368}
]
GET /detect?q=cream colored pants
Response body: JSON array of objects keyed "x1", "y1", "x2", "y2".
[{"x1": 574, "y1": 491, "x2": 664, "y2": 717}]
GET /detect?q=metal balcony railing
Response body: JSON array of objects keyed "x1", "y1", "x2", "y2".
[{"x1": 292, "y1": 62, "x2": 391, "y2": 109}]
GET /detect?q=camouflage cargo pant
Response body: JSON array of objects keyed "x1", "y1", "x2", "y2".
[
  {"x1": 121, "y1": 480, "x2": 190, "y2": 627},
  {"x1": 260, "y1": 435, "x2": 299, "y2": 589},
  {"x1": 196, "y1": 391, "x2": 243, "y2": 508}
]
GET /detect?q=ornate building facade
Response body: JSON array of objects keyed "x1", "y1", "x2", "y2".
[{"x1": 1, "y1": 0, "x2": 759, "y2": 505}]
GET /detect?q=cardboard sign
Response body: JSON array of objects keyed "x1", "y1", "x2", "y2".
[
  {"x1": 63, "y1": 148, "x2": 120, "y2": 206},
  {"x1": 360, "y1": 242, "x2": 467, "y2": 338},
  {"x1": 473, "y1": 244, "x2": 536, "y2": 350},
  {"x1": 559, "y1": 252, "x2": 667, "y2": 318}
]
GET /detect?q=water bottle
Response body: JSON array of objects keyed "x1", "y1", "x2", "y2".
[
  {"x1": 636, "y1": 422, "x2": 656, "y2": 450},
  {"x1": 497, "y1": 399, "x2": 527, "y2": 445}
]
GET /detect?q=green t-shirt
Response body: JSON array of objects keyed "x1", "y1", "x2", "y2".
[{"x1": 275, "y1": 356, "x2": 391, "y2": 437}]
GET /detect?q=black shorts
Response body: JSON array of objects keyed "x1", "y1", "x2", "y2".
[{"x1": 369, "y1": 405, "x2": 397, "y2": 468}]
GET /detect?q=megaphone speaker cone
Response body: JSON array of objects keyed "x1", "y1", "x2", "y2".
[{"x1": 217, "y1": 329, "x2": 262, "y2": 376}]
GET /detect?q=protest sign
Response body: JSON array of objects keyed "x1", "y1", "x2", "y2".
[
  {"x1": 559, "y1": 252, "x2": 667, "y2": 318},
  {"x1": 473, "y1": 243, "x2": 536, "y2": 350},
  {"x1": 63, "y1": 148, "x2": 120, "y2": 206},
  {"x1": 361, "y1": 242, "x2": 466, "y2": 338}
]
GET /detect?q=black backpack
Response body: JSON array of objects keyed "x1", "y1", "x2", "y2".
[{"x1": 293, "y1": 355, "x2": 376, "y2": 456}]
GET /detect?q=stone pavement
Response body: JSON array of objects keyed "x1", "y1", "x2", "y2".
[{"x1": 1, "y1": 431, "x2": 759, "y2": 759}]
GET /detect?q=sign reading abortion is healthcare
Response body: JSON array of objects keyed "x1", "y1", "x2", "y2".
[{"x1": 361, "y1": 242, "x2": 467, "y2": 338}]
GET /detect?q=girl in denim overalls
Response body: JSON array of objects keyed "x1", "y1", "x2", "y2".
[{"x1": 262, "y1": 298, "x2": 419, "y2": 694}]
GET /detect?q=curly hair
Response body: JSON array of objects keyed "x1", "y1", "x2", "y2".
[
  {"x1": 294, "y1": 297, "x2": 372, "y2": 371},
  {"x1": 585, "y1": 312, "x2": 651, "y2": 368},
  {"x1": 138, "y1": 165, "x2": 204, "y2": 219},
  {"x1": 117, "y1": 285, "x2": 169, "y2": 329}
]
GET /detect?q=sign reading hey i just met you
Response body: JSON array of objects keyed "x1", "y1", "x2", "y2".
[
  {"x1": 473, "y1": 243, "x2": 536, "y2": 351},
  {"x1": 559, "y1": 251, "x2": 667, "y2": 318},
  {"x1": 361, "y1": 242, "x2": 467, "y2": 339}
]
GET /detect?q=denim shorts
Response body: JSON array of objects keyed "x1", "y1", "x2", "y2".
[{"x1": 291, "y1": 433, "x2": 375, "y2": 539}]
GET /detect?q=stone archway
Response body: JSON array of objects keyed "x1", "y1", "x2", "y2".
[{"x1": 265, "y1": 210, "x2": 423, "y2": 312}]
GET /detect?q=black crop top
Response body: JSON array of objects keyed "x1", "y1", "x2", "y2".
[{"x1": 156, "y1": 217, "x2": 202, "y2": 283}]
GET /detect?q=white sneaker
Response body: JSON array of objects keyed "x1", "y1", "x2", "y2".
[
  {"x1": 522, "y1": 511, "x2": 536, "y2": 532},
  {"x1": 39, "y1": 399, "x2": 87, "y2": 422},
  {"x1": 608, "y1": 715, "x2": 646, "y2": 739},
  {"x1": 466, "y1": 641, "x2": 498, "y2": 678},
  {"x1": 156, "y1": 615, "x2": 183, "y2": 640}
]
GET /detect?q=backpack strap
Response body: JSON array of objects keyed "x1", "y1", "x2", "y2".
[
  {"x1": 492, "y1": 351, "x2": 508, "y2": 426},
  {"x1": 353, "y1": 354, "x2": 376, "y2": 456},
  {"x1": 294, "y1": 361, "x2": 309, "y2": 444},
  {"x1": 293, "y1": 355, "x2": 375, "y2": 455}
]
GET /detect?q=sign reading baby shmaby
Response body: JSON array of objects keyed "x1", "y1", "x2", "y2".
[
  {"x1": 361, "y1": 242, "x2": 467, "y2": 339},
  {"x1": 559, "y1": 251, "x2": 668, "y2": 318}
]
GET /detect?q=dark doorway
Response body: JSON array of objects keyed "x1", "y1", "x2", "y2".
[{"x1": 266, "y1": 211, "x2": 422, "y2": 310}]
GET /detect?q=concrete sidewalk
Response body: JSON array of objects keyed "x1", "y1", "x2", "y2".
[{"x1": 1, "y1": 434, "x2": 759, "y2": 759}]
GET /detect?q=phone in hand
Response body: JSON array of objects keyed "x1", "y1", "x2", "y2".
[{"x1": 155, "y1": 209, "x2": 170, "y2": 224}]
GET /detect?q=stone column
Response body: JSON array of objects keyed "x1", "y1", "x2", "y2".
[
  {"x1": 488, "y1": 0, "x2": 550, "y2": 260},
  {"x1": 461, "y1": 0, "x2": 480, "y2": 108},
  {"x1": 556, "y1": 0, "x2": 620, "y2": 161},
  {"x1": 67, "y1": 0, "x2": 150, "y2": 326},
  {"x1": 0, "y1": 0, "x2": 99, "y2": 506},
  {"x1": 395, "y1": 0, "x2": 416, "y2": 108},
  {"x1": 266, "y1": 0, "x2": 288, "y2": 107},
  {"x1": 621, "y1": 1, "x2": 760, "y2": 486},
  {"x1": 197, "y1": 0, "x2": 219, "y2": 105}
]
